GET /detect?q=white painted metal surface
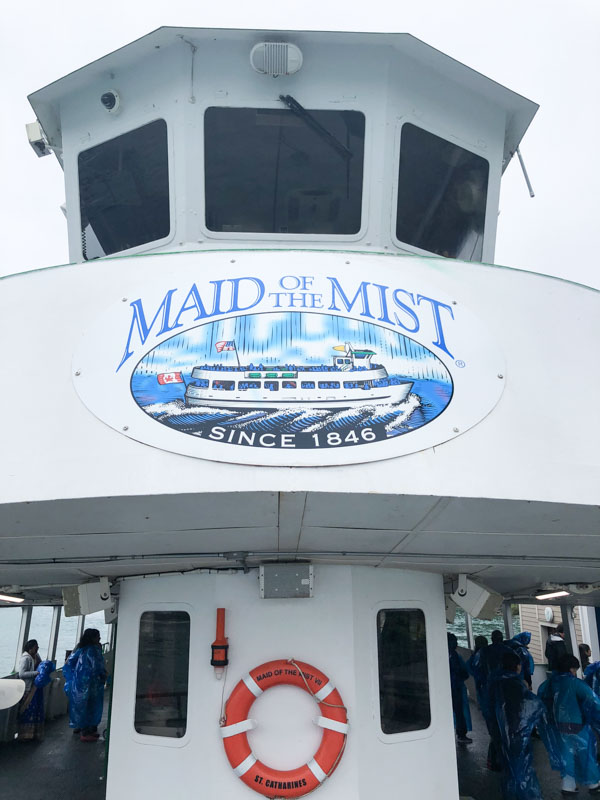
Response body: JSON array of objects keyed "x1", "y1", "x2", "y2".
[
  {"x1": 107, "y1": 566, "x2": 457, "y2": 800},
  {"x1": 71, "y1": 252, "x2": 506, "y2": 466}
]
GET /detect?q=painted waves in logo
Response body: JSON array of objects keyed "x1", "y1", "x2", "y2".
[{"x1": 131, "y1": 312, "x2": 452, "y2": 451}]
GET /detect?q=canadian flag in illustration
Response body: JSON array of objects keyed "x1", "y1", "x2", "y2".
[{"x1": 157, "y1": 372, "x2": 184, "y2": 385}]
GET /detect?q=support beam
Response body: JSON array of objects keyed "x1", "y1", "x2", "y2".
[
  {"x1": 48, "y1": 605, "x2": 61, "y2": 662},
  {"x1": 578, "y1": 606, "x2": 600, "y2": 662},
  {"x1": 14, "y1": 606, "x2": 32, "y2": 672},
  {"x1": 559, "y1": 603, "x2": 577, "y2": 657},
  {"x1": 503, "y1": 601, "x2": 514, "y2": 640},
  {"x1": 465, "y1": 613, "x2": 475, "y2": 651},
  {"x1": 75, "y1": 614, "x2": 85, "y2": 647}
]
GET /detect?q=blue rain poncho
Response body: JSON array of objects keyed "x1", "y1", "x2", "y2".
[
  {"x1": 506, "y1": 633, "x2": 535, "y2": 687},
  {"x1": 448, "y1": 635, "x2": 472, "y2": 733},
  {"x1": 538, "y1": 671, "x2": 600, "y2": 787},
  {"x1": 467, "y1": 648, "x2": 489, "y2": 720},
  {"x1": 490, "y1": 671, "x2": 562, "y2": 800},
  {"x1": 584, "y1": 662, "x2": 600, "y2": 696},
  {"x1": 34, "y1": 660, "x2": 56, "y2": 688},
  {"x1": 63, "y1": 645, "x2": 106, "y2": 729}
]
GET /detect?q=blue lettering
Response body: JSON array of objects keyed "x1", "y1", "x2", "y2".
[
  {"x1": 229, "y1": 277, "x2": 265, "y2": 313},
  {"x1": 172, "y1": 283, "x2": 210, "y2": 328},
  {"x1": 327, "y1": 278, "x2": 375, "y2": 319},
  {"x1": 392, "y1": 289, "x2": 420, "y2": 333},
  {"x1": 417, "y1": 295, "x2": 454, "y2": 358},
  {"x1": 116, "y1": 289, "x2": 178, "y2": 372},
  {"x1": 373, "y1": 283, "x2": 394, "y2": 324}
]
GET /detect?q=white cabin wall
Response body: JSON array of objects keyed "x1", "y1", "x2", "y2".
[
  {"x1": 57, "y1": 37, "x2": 505, "y2": 262},
  {"x1": 384, "y1": 49, "x2": 505, "y2": 264},
  {"x1": 61, "y1": 41, "x2": 188, "y2": 263},
  {"x1": 107, "y1": 566, "x2": 456, "y2": 800}
]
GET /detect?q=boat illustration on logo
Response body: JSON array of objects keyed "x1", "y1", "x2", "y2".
[
  {"x1": 130, "y1": 311, "x2": 453, "y2": 452},
  {"x1": 182, "y1": 342, "x2": 413, "y2": 410}
]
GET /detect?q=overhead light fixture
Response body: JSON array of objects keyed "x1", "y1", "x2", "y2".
[
  {"x1": 535, "y1": 589, "x2": 570, "y2": 600},
  {"x1": 0, "y1": 593, "x2": 25, "y2": 604}
]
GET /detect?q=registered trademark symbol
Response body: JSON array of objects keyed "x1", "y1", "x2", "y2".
[{"x1": 455, "y1": 359, "x2": 466, "y2": 368}]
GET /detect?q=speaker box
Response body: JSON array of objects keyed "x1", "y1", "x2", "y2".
[{"x1": 450, "y1": 577, "x2": 503, "y2": 620}]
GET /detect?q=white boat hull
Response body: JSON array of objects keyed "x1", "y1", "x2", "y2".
[{"x1": 184, "y1": 380, "x2": 413, "y2": 409}]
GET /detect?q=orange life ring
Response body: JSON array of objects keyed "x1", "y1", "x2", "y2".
[{"x1": 221, "y1": 658, "x2": 348, "y2": 798}]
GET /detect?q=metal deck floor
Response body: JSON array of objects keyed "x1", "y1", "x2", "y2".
[
  {"x1": 0, "y1": 702, "x2": 108, "y2": 800},
  {"x1": 0, "y1": 693, "x2": 576, "y2": 800}
]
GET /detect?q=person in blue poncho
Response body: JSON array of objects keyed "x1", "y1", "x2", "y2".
[
  {"x1": 447, "y1": 632, "x2": 472, "y2": 744},
  {"x1": 467, "y1": 635, "x2": 489, "y2": 718},
  {"x1": 538, "y1": 652, "x2": 600, "y2": 795},
  {"x1": 506, "y1": 632, "x2": 535, "y2": 689},
  {"x1": 585, "y1": 661, "x2": 600, "y2": 696},
  {"x1": 489, "y1": 650, "x2": 562, "y2": 800},
  {"x1": 64, "y1": 628, "x2": 107, "y2": 742}
]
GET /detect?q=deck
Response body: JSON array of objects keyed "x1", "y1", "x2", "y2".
[
  {"x1": 0, "y1": 698, "x2": 108, "y2": 799},
  {"x1": 0, "y1": 692, "x2": 569, "y2": 800}
]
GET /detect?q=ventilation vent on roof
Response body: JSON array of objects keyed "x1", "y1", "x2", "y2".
[{"x1": 250, "y1": 42, "x2": 303, "y2": 77}]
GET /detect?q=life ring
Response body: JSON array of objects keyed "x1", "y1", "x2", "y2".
[{"x1": 221, "y1": 658, "x2": 348, "y2": 798}]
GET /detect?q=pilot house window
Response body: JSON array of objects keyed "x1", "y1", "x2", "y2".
[
  {"x1": 204, "y1": 107, "x2": 365, "y2": 235},
  {"x1": 78, "y1": 119, "x2": 170, "y2": 259},
  {"x1": 377, "y1": 608, "x2": 430, "y2": 734},
  {"x1": 396, "y1": 123, "x2": 489, "y2": 261}
]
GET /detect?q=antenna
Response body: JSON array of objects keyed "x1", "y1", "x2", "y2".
[{"x1": 516, "y1": 147, "x2": 535, "y2": 198}]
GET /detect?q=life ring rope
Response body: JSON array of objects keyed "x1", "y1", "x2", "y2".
[{"x1": 221, "y1": 658, "x2": 348, "y2": 798}]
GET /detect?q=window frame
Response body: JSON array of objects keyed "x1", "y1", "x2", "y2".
[
  {"x1": 200, "y1": 103, "x2": 369, "y2": 244},
  {"x1": 373, "y1": 600, "x2": 433, "y2": 743},
  {"x1": 131, "y1": 604, "x2": 192, "y2": 747},
  {"x1": 76, "y1": 117, "x2": 176, "y2": 261},
  {"x1": 390, "y1": 119, "x2": 491, "y2": 262}
]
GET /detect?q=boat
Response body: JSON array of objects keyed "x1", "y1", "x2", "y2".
[
  {"x1": 184, "y1": 343, "x2": 414, "y2": 409},
  {"x1": 0, "y1": 24, "x2": 598, "y2": 800}
]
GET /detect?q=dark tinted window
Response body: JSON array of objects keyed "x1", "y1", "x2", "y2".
[
  {"x1": 79, "y1": 119, "x2": 170, "y2": 258},
  {"x1": 205, "y1": 107, "x2": 365, "y2": 234},
  {"x1": 377, "y1": 608, "x2": 430, "y2": 733},
  {"x1": 396, "y1": 123, "x2": 489, "y2": 261},
  {"x1": 135, "y1": 610, "x2": 190, "y2": 738}
]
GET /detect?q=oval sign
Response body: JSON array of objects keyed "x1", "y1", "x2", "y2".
[{"x1": 72, "y1": 250, "x2": 505, "y2": 466}]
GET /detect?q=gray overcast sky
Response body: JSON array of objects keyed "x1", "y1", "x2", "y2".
[{"x1": 1, "y1": 0, "x2": 598, "y2": 287}]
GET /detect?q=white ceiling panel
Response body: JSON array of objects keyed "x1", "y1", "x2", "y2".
[
  {"x1": 396, "y1": 531, "x2": 600, "y2": 559},
  {"x1": 424, "y1": 498, "x2": 600, "y2": 535},
  {"x1": 298, "y1": 527, "x2": 410, "y2": 553},
  {"x1": 302, "y1": 494, "x2": 439, "y2": 530},
  {"x1": 0, "y1": 493, "x2": 279, "y2": 537}
]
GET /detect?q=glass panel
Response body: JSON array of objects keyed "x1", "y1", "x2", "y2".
[
  {"x1": 79, "y1": 119, "x2": 170, "y2": 258},
  {"x1": 55, "y1": 609, "x2": 80, "y2": 666},
  {"x1": 301, "y1": 381, "x2": 315, "y2": 389},
  {"x1": 205, "y1": 107, "x2": 365, "y2": 234},
  {"x1": 396, "y1": 123, "x2": 489, "y2": 261},
  {"x1": 135, "y1": 611, "x2": 190, "y2": 738},
  {"x1": 212, "y1": 380, "x2": 234, "y2": 390},
  {"x1": 377, "y1": 608, "x2": 430, "y2": 733},
  {"x1": 0, "y1": 608, "x2": 23, "y2": 676},
  {"x1": 27, "y1": 606, "x2": 54, "y2": 661},
  {"x1": 318, "y1": 381, "x2": 340, "y2": 389},
  {"x1": 83, "y1": 610, "x2": 111, "y2": 650}
]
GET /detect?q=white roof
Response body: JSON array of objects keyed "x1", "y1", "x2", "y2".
[{"x1": 28, "y1": 26, "x2": 538, "y2": 172}]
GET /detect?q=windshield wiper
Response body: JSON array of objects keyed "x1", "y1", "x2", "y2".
[{"x1": 278, "y1": 94, "x2": 353, "y2": 162}]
